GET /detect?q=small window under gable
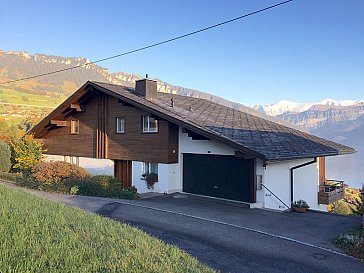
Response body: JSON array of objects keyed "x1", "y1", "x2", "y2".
[
  {"x1": 70, "y1": 119, "x2": 79, "y2": 134},
  {"x1": 142, "y1": 115, "x2": 158, "y2": 133},
  {"x1": 116, "y1": 117, "x2": 125, "y2": 133}
]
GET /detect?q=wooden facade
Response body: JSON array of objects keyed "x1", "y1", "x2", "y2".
[
  {"x1": 318, "y1": 157, "x2": 326, "y2": 186},
  {"x1": 107, "y1": 96, "x2": 178, "y2": 163},
  {"x1": 39, "y1": 95, "x2": 98, "y2": 158},
  {"x1": 38, "y1": 88, "x2": 179, "y2": 164}
]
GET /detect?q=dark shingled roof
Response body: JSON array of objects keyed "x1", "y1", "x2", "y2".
[{"x1": 90, "y1": 81, "x2": 355, "y2": 161}]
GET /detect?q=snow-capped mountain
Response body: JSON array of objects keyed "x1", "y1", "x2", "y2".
[{"x1": 252, "y1": 99, "x2": 364, "y2": 116}]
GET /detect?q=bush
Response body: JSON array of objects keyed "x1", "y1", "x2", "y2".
[
  {"x1": 16, "y1": 175, "x2": 41, "y2": 190},
  {"x1": 64, "y1": 175, "x2": 139, "y2": 199},
  {"x1": 0, "y1": 172, "x2": 23, "y2": 182},
  {"x1": 12, "y1": 134, "x2": 43, "y2": 172},
  {"x1": 334, "y1": 228, "x2": 364, "y2": 260},
  {"x1": 0, "y1": 141, "x2": 11, "y2": 172},
  {"x1": 3, "y1": 163, "x2": 138, "y2": 199},
  {"x1": 328, "y1": 200, "x2": 352, "y2": 215},
  {"x1": 31, "y1": 161, "x2": 90, "y2": 184},
  {"x1": 120, "y1": 186, "x2": 139, "y2": 199},
  {"x1": 70, "y1": 185, "x2": 79, "y2": 195}
]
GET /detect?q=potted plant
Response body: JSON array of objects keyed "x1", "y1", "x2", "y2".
[
  {"x1": 292, "y1": 199, "x2": 310, "y2": 213},
  {"x1": 141, "y1": 172, "x2": 158, "y2": 189}
]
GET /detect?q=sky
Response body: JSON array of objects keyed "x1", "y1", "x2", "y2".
[{"x1": 1, "y1": 0, "x2": 363, "y2": 105}]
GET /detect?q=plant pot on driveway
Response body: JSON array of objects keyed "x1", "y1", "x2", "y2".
[
  {"x1": 293, "y1": 207, "x2": 307, "y2": 213},
  {"x1": 291, "y1": 199, "x2": 309, "y2": 213}
]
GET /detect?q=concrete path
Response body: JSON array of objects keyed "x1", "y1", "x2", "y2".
[{"x1": 2, "y1": 181, "x2": 363, "y2": 273}]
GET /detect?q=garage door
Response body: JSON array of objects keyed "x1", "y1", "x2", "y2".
[{"x1": 183, "y1": 154, "x2": 255, "y2": 202}]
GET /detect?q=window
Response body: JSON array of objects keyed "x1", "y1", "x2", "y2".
[
  {"x1": 142, "y1": 115, "x2": 158, "y2": 133},
  {"x1": 70, "y1": 119, "x2": 79, "y2": 134},
  {"x1": 116, "y1": 117, "x2": 125, "y2": 133},
  {"x1": 64, "y1": 156, "x2": 79, "y2": 166},
  {"x1": 142, "y1": 162, "x2": 158, "y2": 175},
  {"x1": 256, "y1": 174, "x2": 263, "y2": 190}
]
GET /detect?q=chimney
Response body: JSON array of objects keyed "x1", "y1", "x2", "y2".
[{"x1": 135, "y1": 75, "x2": 158, "y2": 100}]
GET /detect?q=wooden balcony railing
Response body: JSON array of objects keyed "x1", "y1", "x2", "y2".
[{"x1": 318, "y1": 179, "x2": 345, "y2": 205}]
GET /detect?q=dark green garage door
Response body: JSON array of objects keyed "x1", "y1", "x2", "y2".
[{"x1": 183, "y1": 154, "x2": 255, "y2": 202}]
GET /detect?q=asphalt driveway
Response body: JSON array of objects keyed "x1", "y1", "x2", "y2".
[{"x1": 2, "y1": 182, "x2": 363, "y2": 273}]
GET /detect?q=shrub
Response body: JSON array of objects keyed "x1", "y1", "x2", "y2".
[
  {"x1": 0, "y1": 172, "x2": 23, "y2": 182},
  {"x1": 65, "y1": 175, "x2": 139, "y2": 199},
  {"x1": 70, "y1": 185, "x2": 79, "y2": 195},
  {"x1": 0, "y1": 141, "x2": 11, "y2": 172},
  {"x1": 328, "y1": 200, "x2": 352, "y2": 215},
  {"x1": 12, "y1": 134, "x2": 43, "y2": 172},
  {"x1": 31, "y1": 161, "x2": 90, "y2": 184},
  {"x1": 120, "y1": 186, "x2": 139, "y2": 199},
  {"x1": 10, "y1": 173, "x2": 42, "y2": 190},
  {"x1": 334, "y1": 228, "x2": 364, "y2": 260}
]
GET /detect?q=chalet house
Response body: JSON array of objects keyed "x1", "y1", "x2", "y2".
[{"x1": 31, "y1": 79, "x2": 355, "y2": 211}]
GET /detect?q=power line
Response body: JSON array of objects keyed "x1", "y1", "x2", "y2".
[{"x1": 0, "y1": 0, "x2": 293, "y2": 85}]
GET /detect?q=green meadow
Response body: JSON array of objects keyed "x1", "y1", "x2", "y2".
[{"x1": 0, "y1": 88, "x2": 65, "y2": 107}]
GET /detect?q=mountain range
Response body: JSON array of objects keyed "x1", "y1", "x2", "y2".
[
  {"x1": 252, "y1": 99, "x2": 364, "y2": 117},
  {"x1": 0, "y1": 50, "x2": 363, "y2": 189}
]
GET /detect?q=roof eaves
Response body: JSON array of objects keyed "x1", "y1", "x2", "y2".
[{"x1": 30, "y1": 81, "x2": 92, "y2": 137}]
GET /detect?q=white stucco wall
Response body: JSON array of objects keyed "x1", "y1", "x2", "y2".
[
  {"x1": 294, "y1": 161, "x2": 327, "y2": 211},
  {"x1": 179, "y1": 128, "x2": 236, "y2": 156},
  {"x1": 43, "y1": 154, "x2": 114, "y2": 175},
  {"x1": 43, "y1": 154, "x2": 65, "y2": 162},
  {"x1": 255, "y1": 159, "x2": 265, "y2": 206},
  {"x1": 263, "y1": 159, "x2": 326, "y2": 211},
  {"x1": 132, "y1": 161, "x2": 178, "y2": 194}
]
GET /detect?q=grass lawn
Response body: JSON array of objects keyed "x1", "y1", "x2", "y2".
[{"x1": 0, "y1": 184, "x2": 215, "y2": 273}]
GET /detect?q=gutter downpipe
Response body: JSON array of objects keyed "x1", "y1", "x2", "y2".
[{"x1": 290, "y1": 157, "x2": 317, "y2": 207}]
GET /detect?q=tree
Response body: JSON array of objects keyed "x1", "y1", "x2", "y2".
[
  {"x1": 0, "y1": 117, "x2": 40, "y2": 144},
  {"x1": 11, "y1": 134, "x2": 44, "y2": 172},
  {"x1": 349, "y1": 185, "x2": 364, "y2": 216},
  {"x1": 0, "y1": 118, "x2": 25, "y2": 143},
  {"x1": 0, "y1": 141, "x2": 11, "y2": 172}
]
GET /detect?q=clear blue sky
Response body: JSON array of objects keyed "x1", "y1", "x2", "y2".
[{"x1": 1, "y1": 0, "x2": 363, "y2": 105}]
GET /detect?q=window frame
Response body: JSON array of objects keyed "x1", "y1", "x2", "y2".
[
  {"x1": 142, "y1": 162, "x2": 158, "y2": 175},
  {"x1": 64, "y1": 156, "x2": 79, "y2": 166},
  {"x1": 70, "y1": 119, "x2": 79, "y2": 135},
  {"x1": 142, "y1": 115, "x2": 158, "y2": 133},
  {"x1": 116, "y1": 116, "x2": 126, "y2": 134}
]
